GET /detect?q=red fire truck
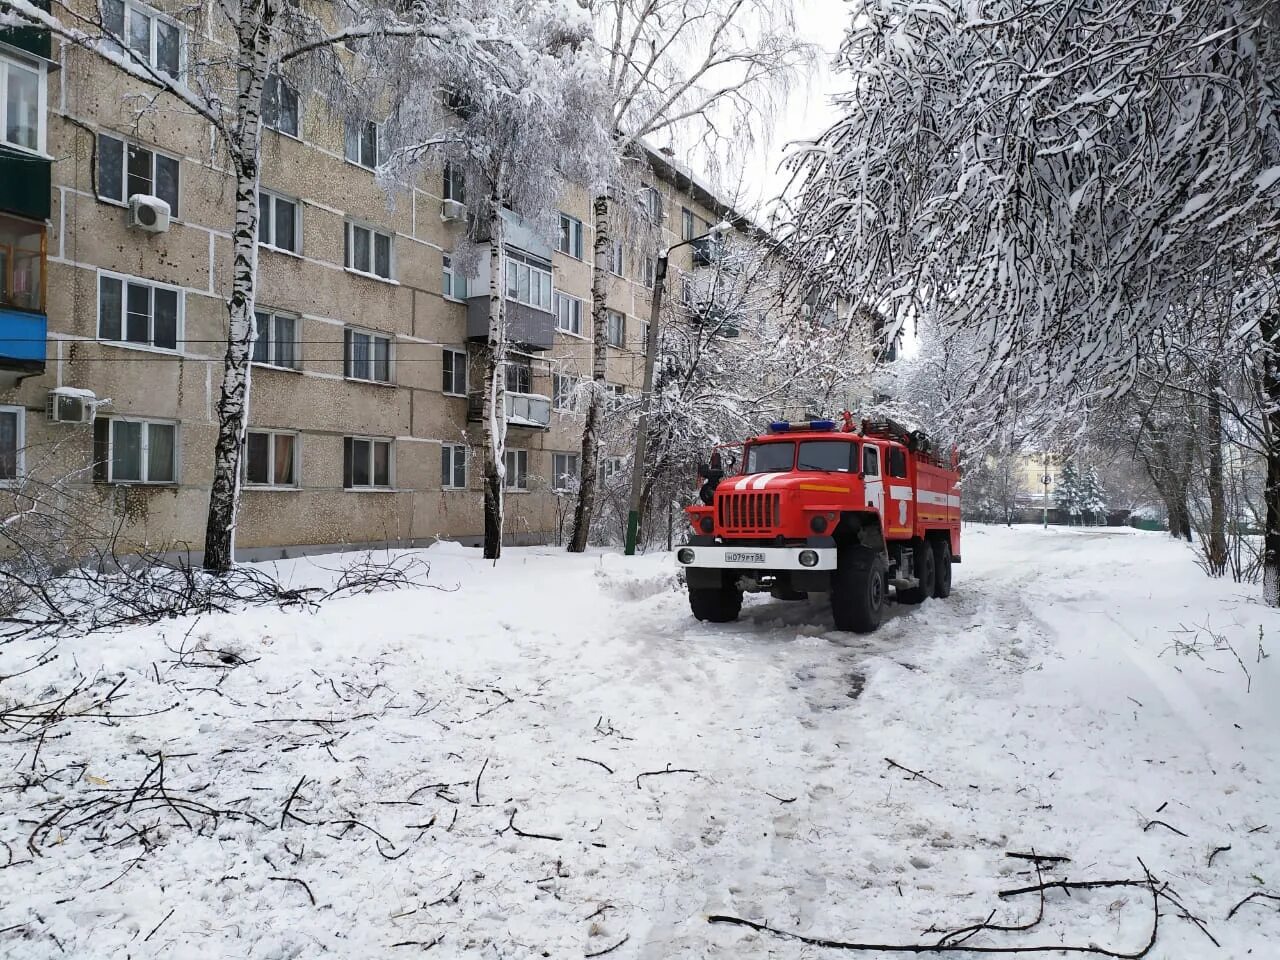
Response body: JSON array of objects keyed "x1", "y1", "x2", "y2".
[{"x1": 677, "y1": 416, "x2": 961, "y2": 633}]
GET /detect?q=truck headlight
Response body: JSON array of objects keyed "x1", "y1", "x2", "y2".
[
  {"x1": 677, "y1": 548, "x2": 695, "y2": 564},
  {"x1": 700, "y1": 516, "x2": 714, "y2": 533},
  {"x1": 810, "y1": 515, "x2": 828, "y2": 533},
  {"x1": 798, "y1": 550, "x2": 819, "y2": 567}
]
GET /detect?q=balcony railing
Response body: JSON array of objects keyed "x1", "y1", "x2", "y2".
[
  {"x1": 0, "y1": 307, "x2": 46, "y2": 380},
  {"x1": 466, "y1": 297, "x2": 555, "y2": 351},
  {"x1": 466, "y1": 390, "x2": 552, "y2": 429}
]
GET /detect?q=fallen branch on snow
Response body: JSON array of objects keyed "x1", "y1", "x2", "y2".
[
  {"x1": 1226, "y1": 892, "x2": 1280, "y2": 921},
  {"x1": 635, "y1": 764, "x2": 698, "y2": 790},
  {"x1": 708, "y1": 862, "x2": 1203, "y2": 957},
  {"x1": 885, "y1": 757, "x2": 943, "y2": 788},
  {"x1": 497, "y1": 808, "x2": 562, "y2": 841}
]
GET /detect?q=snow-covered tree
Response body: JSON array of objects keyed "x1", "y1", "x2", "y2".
[
  {"x1": 0, "y1": 0, "x2": 537, "y2": 571},
  {"x1": 384, "y1": 4, "x2": 611, "y2": 560},
  {"x1": 565, "y1": 0, "x2": 815, "y2": 552},
  {"x1": 612, "y1": 234, "x2": 873, "y2": 547},
  {"x1": 785, "y1": 0, "x2": 1280, "y2": 601}
]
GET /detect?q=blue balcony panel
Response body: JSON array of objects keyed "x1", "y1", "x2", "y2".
[{"x1": 0, "y1": 308, "x2": 47, "y2": 374}]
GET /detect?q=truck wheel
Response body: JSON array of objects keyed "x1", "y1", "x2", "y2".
[
  {"x1": 932, "y1": 538, "x2": 953, "y2": 598},
  {"x1": 689, "y1": 575, "x2": 743, "y2": 623},
  {"x1": 897, "y1": 540, "x2": 935, "y2": 605},
  {"x1": 830, "y1": 546, "x2": 887, "y2": 633}
]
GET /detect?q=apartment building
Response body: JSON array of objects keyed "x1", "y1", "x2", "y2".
[{"x1": 0, "y1": 10, "x2": 776, "y2": 557}]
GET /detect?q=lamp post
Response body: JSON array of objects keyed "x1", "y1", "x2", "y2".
[
  {"x1": 624, "y1": 222, "x2": 730, "y2": 556},
  {"x1": 1042, "y1": 452, "x2": 1050, "y2": 529}
]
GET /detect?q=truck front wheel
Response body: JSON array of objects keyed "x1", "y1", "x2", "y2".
[
  {"x1": 688, "y1": 574, "x2": 743, "y2": 623},
  {"x1": 830, "y1": 546, "x2": 888, "y2": 633}
]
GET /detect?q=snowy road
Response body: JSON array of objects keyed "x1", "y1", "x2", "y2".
[{"x1": 1, "y1": 526, "x2": 1277, "y2": 958}]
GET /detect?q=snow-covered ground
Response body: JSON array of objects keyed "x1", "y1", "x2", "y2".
[{"x1": 1, "y1": 526, "x2": 1277, "y2": 958}]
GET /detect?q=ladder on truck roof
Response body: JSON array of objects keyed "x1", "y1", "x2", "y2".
[{"x1": 860, "y1": 418, "x2": 947, "y2": 466}]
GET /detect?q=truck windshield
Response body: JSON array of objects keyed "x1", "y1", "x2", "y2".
[
  {"x1": 797, "y1": 440, "x2": 857, "y2": 473},
  {"x1": 745, "y1": 442, "x2": 794, "y2": 473}
]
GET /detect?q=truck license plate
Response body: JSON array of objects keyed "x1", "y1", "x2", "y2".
[{"x1": 725, "y1": 551, "x2": 766, "y2": 564}]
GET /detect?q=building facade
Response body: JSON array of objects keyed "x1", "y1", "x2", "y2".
[{"x1": 0, "y1": 11, "x2": 784, "y2": 558}]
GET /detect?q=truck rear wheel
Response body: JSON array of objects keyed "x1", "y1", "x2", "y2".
[
  {"x1": 932, "y1": 538, "x2": 953, "y2": 598},
  {"x1": 896, "y1": 540, "x2": 935, "y2": 605},
  {"x1": 830, "y1": 546, "x2": 887, "y2": 633},
  {"x1": 688, "y1": 574, "x2": 743, "y2": 623}
]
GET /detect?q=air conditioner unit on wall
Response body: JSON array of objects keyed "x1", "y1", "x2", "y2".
[
  {"x1": 440, "y1": 199, "x2": 466, "y2": 222},
  {"x1": 46, "y1": 387, "x2": 97, "y2": 424},
  {"x1": 128, "y1": 194, "x2": 172, "y2": 233}
]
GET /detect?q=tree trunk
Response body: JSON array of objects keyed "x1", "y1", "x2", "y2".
[
  {"x1": 481, "y1": 204, "x2": 507, "y2": 560},
  {"x1": 1203, "y1": 380, "x2": 1228, "y2": 576},
  {"x1": 568, "y1": 193, "x2": 611, "y2": 552},
  {"x1": 202, "y1": 7, "x2": 271, "y2": 573},
  {"x1": 1261, "y1": 309, "x2": 1280, "y2": 605}
]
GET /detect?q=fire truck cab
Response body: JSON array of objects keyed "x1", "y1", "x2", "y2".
[{"x1": 677, "y1": 417, "x2": 961, "y2": 633}]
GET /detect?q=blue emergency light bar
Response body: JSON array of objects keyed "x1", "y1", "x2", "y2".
[{"x1": 768, "y1": 419, "x2": 838, "y2": 433}]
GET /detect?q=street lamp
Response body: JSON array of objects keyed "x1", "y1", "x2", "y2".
[{"x1": 624, "y1": 220, "x2": 732, "y2": 556}]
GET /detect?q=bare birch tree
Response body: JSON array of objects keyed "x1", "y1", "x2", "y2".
[
  {"x1": 565, "y1": 0, "x2": 814, "y2": 552},
  {"x1": 0, "y1": 0, "x2": 527, "y2": 571},
  {"x1": 383, "y1": 4, "x2": 612, "y2": 559}
]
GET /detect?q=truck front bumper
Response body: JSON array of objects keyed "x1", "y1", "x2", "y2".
[{"x1": 675, "y1": 545, "x2": 838, "y2": 571}]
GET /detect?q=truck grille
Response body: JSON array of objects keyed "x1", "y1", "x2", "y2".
[{"x1": 717, "y1": 492, "x2": 780, "y2": 532}]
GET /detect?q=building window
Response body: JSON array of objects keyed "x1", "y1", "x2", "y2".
[
  {"x1": 344, "y1": 327, "x2": 392, "y2": 383},
  {"x1": 442, "y1": 347, "x2": 467, "y2": 395},
  {"x1": 558, "y1": 214, "x2": 583, "y2": 259},
  {"x1": 505, "y1": 360, "x2": 532, "y2": 395},
  {"x1": 551, "y1": 452, "x2": 579, "y2": 492},
  {"x1": 553, "y1": 373, "x2": 579, "y2": 412},
  {"x1": 252, "y1": 309, "x2": 298, "y2": 369},
  {"x1": 554, "y1": 292, "x2": 582, "y2": 335},
  {"x1": 98, "y1": 273, "x2": 180, "y2": 350},
  {"x1": 258, "y1": 189, "x2": 299, "y2": 253},
  {"x1": 504, "y1": 449, "x2": 528, "y2": 490},
  {"x1": 605, "y1": 383, "x2": 627, "y2": 410},
  {"x1": 442, "y1": 255, "x2": 468, "y2": 301},
  {"x1": 0, "y1": 214, "x2": 45, "y2": 313},
  {"x1": 443, "y1": 162, "x2": 465, "y2": 202},
  {"x1": 0, "y1": 53, "x2": 45, "y2": 154},
  {"x1": 0, "y1": 406, "x2": 24, "y2": 484},
  {"x1": 504, "y1": 255, "x2": 552, "y2": 310},
  {"x1": 641, "y1": 185, "x2": 661, "y2": 223},
  {"x1": 606, "y1": 310, "x2": 625, "y2": 348},
  {"x1": 244, "y1": 430, "x2": 298, "y2": 487},
  {"x1": 643, "y1": 257, "x2": 656, "y2": 288},
  {"x1": 441, "y1": 443, "x2": 467, "y2": 489},
  {"x1": 92, "y1": 417, "x2": 177, "y2": 484},
  {"x1": 103, "y1": 0, "x2": 182, "y2": 77},
  {"x1": 638, "y1": 319, "x2": 650, "y2": 349},
  {"x1": 345, "y1": 221, "x2": 393, "y2": 280},
  {"x1": 681, "y1": 207, "x2": 694, "y2": 241},
  {"x1": 608, "y1": 240, "x2": 624, "y2": 278},
  {"x1": 599, "y1": 456, "x2": 623, "y2": 485},
  {"x1": 262, "y1": 73, "x2": 299, "y2": 137},
  {"x1": 97, "y1": 134, "x2": 179, "y2": 214},
  {"x1": 344, "y1": 118, "x2": 380, "y2": 169},
  {"x1": 344, "y1": 436, "x2": 393, "y2": 489}
]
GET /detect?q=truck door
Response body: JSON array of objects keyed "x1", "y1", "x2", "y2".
[
  {"x1": 884, "y1": 444, "x2": 914, "y2": 538},
  {"x1": 862, "y1": 443, "x2": 884, "y2": 523}
]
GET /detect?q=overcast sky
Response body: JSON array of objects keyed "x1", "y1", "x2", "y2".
[{"x1": 735, "y1": 0, "x2": 849, "y2": 215}]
